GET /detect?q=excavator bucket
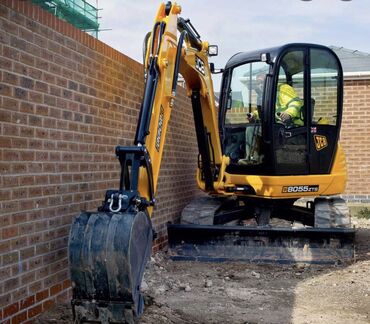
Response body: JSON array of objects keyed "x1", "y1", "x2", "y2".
[
  {"x1": 69, "y1": 211, "x2": 153, "y2": 323},
  {"x1": 167, "y1": 224, "x2": 355, "y2": 264}
]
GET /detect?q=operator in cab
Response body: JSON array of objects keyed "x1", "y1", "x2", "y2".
[
  {"x1": 275, "y1": 83, "x2": 304, "y2": 127},
  {"x1": 247, "y1": 76, "x2": 304, "y2": 127},
  {"x1": 242, "y1": 76, "x2": 304, "y2": 165}
]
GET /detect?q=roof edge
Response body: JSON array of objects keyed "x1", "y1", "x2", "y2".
[{"x1": 343, "y1": 71, "x2": 370, "y2": 80}]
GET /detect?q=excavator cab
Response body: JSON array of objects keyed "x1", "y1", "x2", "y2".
[{"x1": 221, "y1": 44, "x2": 343, "y2": 177}]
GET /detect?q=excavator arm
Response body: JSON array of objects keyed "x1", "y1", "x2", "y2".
[
  {"x1": 177, "y1": 19, "x2": 227, "y2": 192},
  {"x1": 109, "y1": 2, "x2": 225, "y2": 214},
  {"x1": 136, "y1": 2, "x2": 225, "y2": 202}
]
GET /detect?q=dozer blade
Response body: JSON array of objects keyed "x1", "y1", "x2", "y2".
[
  {"x1": 167, "y1": 224, "x2": 355, "y2": 264},
  {"x1": 69, "y1": 211, "x2": 153, "y2": 324}
]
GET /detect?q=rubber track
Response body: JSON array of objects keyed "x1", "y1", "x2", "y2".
[
  {"x1": 314, "y1": 197, "x2": 351, "y2": 228},
  {"x1": 181, "y1": 196, "x2": 225, "y2": 225}
]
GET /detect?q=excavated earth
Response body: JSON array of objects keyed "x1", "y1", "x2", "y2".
[{"x1": 36, "y1": 216, "x2": 370, "y2": 324}]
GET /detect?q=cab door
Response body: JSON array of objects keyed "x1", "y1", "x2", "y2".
[
  {"x1": 308, "y1": 47, "x2": 342, "y2": 174},
  {"x1": 272, "y1": 49, "x2": 309, "y2": 175},
  {"x1": 271, "y1": 46, "x2": 342, "y2": 176}
]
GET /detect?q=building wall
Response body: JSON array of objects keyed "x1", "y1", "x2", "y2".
[
  {"x1": 0, "y1": 1, "x2": 200, "y2": 322},
  {"x1": 342, "y1": 79, "x2": 370, "y2": 202}
]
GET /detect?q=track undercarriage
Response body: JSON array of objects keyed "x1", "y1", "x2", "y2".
[{"x1": 168, "y1": 196, "x2": 355, "y2": 264}]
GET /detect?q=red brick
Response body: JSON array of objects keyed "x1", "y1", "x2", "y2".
[
  {"x1": 29, "y1": 282, "x2": 42, "y2": 294},
  {"x1": 0, "y1": 189, "x2": 11, "y2": 201},
  {"x1": 2, "y1": 226, "x2": 19, "y2": 239},
  {"x1": 19, "y1": 296, "x2": 35, "y2": 310},
  {"x1": 28, "y1": 91, "x2": 43, "y2": 104},
  {"x1": 0, "y1": 294, "x2": 11, "y2": 308},
  {"x1": 11, "y1": 287, "x2": 28, "y2": 301},
  {"x1": 3, "y1": 302, "x2": 19, "y2": 318},
  {"x1": 0, "y1": 267, "x2": 11, "y2": 281},
  {"x1": 11, "y1": 137, "x2": 27, "y2": 149},
  {"x1": 0, "y1": 82, "x2": 12, "y2": 96},
  {"x1": 62, "y1": 279, "x2": 71, "y2": 290},
  {"x1": 49, "y1": 283, "x2": 62, "y2": 296},
  {"x1": 10, "y1": 310, "x2": 27, "y2": 324},
  {"x1": 11, "y1": 164, "x2": 27, "y2": 174},
  {"x1": 28, "y1": 186, "x2": 42, "y2": 198},
  {"x1": 4, "y1": 201, "x2": 22, "y2": 215},
  {"x1": 10, "y1": 236, "x2": 27, "y2": 249},
  {"x1": 4, "y1": 277, "x2": 19, "y2": 293},
  {"x1": 27, "y1": 304, "x2": 42, "y2": 318},
  {"x1": 35, "y1": 289, "x2": 49, "y2": 302},
  {"x1": 28, "y1": 234, "x2": 42, "y2": 246},
  {"x1": 19, "y1": 176, "x2": 34, "y2": 186},
  {"x1": 42, "y1": 299, "x2": 55, "y2": 311},
  {"x1": 11, "y1": 211, "x2": 27, "y2": 225},
  {"x1": 19, "y1": 247, "x2": 33, "y2": 261},
  {"x1": 3, "y1": 149, "x2": 19, "y2": 162},
  {"x1": 2, "y1": 71, "x2": 19, "y2": 85},
  {"x1": 2, "y1": 97, "x2": 18, "y2": 110},
  {"x1": 20, "y1": 271, "x2": 35, "y2": 286},
  {"x1": 27, "y1": 66, "x2": 42, "y2": 80}
]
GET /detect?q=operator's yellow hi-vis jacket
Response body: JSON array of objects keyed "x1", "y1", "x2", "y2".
[
  {"x1": 252, "y1": 83, "x2": 304, "y2": 126},
  {"x1": 276, "y1": 84, "x2": 304, "y2": 126}
]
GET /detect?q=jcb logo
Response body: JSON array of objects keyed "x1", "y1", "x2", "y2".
[
  {"x1": 314, "y1": 135, "x2": 328, "y2": 151},
  {"x1": 195, "y1": 56, "x2": 205, "y2": 75}
]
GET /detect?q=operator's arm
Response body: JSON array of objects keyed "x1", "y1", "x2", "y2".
[
  {"x1": 283, "y1": 100, "x2": 304, "y2": 126},
  {"x1": 247, "y1": 110, "x2": 259, "y2": 123},
  {"x1": 276, "y1": 100, "x2": 304, "y2": 126}
]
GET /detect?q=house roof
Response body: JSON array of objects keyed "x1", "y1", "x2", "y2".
[{"x1": 330, "y1": 46, "x2": 370, "y2": 78}]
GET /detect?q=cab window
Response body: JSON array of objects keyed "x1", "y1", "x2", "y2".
[
  {"x1": 274, "y1": 50, "x2": 305, "y2": 128},
  {"x1": 310, "y1": 49, "x2": 340, "y2": 126},
  {"x1": 225, "y1": 62, "x2": 269, "y2": 125}
]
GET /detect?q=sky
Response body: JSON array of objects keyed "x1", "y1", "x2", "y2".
[{"x1": 97, "y1": 0, "x2": 370, "y2": 90}]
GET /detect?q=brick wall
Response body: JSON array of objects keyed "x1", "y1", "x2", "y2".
[
  {"x1": 311, "y1": 85, "x2": 337, "y2": 125},
  {"x1": 341, "y1": 79, "x2": 370, "y2": 202},
  {"x1": 0, "y1": 1, "x2": 199, "y2": 322}
]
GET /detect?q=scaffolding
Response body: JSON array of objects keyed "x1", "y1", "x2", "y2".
[{"x1": 32, "y1": 0, "x2": 100, "y2": 37}]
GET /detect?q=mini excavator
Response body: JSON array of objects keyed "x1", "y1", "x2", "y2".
[{"x1": 68, "y1": 2, "x2": 355, "y2": 323}]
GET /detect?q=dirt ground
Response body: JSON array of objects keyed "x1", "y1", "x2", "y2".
[{"x1": 37, "y1": 216, "x2": 370, "y2": 324}]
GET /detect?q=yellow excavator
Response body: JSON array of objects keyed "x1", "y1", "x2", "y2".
[{"x1": 68, "y1": 2, "x2": 355, "y2": 323}]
